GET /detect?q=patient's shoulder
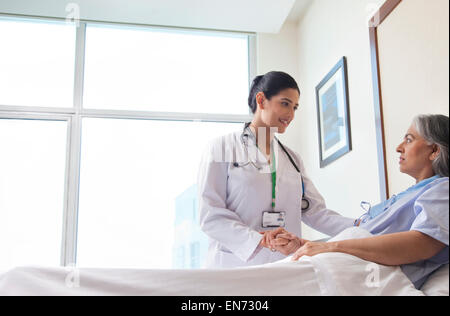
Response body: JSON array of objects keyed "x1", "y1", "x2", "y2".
[
  {"x1": 415, "y1": 177, "x2": 449, "y2": 216},
  {"x1": 428, "y1": 177, "x2": 449, "y2": 192}
]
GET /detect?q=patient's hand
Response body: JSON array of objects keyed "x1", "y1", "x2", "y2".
[{"x1": 291, "y1": 241, "x2": 332, "y2": 261}]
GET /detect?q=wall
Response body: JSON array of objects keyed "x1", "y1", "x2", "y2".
[
  {"x1": 377, "y1": 0, "x2": 449, "y2": 196},
  {"x1": 257, "y1": 21, "x2": 300, "y2": 82},
  {"x1": 258, "y1": 0, "x2": 386, "y2": 240}
]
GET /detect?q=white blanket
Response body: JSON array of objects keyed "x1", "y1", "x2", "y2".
[{"x1": 0, "y1": 227, "x2": 424, "y2": 296}]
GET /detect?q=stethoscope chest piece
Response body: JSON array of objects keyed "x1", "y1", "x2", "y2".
[{"x1": 301, "y1": 198, "x2": 310, "y2": 212}]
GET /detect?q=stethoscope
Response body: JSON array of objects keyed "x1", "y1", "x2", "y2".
[{"x1": 233, "y1": 122, "x2": 311, "y2": 212}]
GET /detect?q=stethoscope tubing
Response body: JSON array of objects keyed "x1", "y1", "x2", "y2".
[{"x1": 236, "y1": 123, "x2": 310, "y2": 212}]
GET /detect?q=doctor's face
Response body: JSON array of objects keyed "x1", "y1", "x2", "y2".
[
  {"x1": 258, "y1": 88, "x2": 300, "y2": 134},
  {"x1": 396, "y1": 124, "x2": 436, "y2": 181}
]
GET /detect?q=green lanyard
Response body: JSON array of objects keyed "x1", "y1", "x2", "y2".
[{"x1": 270, "y1": 149, "x2": 276, "y2": 210}]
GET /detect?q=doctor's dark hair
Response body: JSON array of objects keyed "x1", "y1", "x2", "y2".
[
  {"x1": 248, "y1": 71, "x2": 300, "y2": 114},
  {"x1": 413, "y1": 114, "x2": 449, "y2": 177}
]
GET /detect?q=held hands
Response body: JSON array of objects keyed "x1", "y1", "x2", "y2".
[
  {"x1": 259, "y1": 228, "x2": 309, "y2": 256},
  {"x1": 259, "y1": 228, "x2": 333, "y2": 260}
]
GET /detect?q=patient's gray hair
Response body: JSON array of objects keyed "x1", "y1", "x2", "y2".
[{"x1": 413, "y1": 114, "x2": 449, "y2": 177}]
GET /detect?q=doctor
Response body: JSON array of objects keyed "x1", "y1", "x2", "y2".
[{"x1": 197, "y1": 71, "x2": 354, "y2": 268}]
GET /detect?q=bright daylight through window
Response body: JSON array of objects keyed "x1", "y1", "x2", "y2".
[{"x1": 0, "y1": 16, "x2": 252, "y2": 270}]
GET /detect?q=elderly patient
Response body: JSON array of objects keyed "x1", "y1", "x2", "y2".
[{"x1": 263, "y1": 114, "x2": 449, "y2": 289}]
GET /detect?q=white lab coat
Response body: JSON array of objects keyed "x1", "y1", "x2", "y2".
[{"x1": 197, "y1": 127, "x2": 354, "y2": 268}]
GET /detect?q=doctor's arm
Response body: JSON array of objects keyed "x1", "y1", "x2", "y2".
[
  {"x1": 299, "y1": 163, "x2": 355, "y2": 236},
  {"x1": 197, "y1": 146, "x2": 263, "y2": 262}
]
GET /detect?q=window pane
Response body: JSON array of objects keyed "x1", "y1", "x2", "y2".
[
  {"x1": 83, "y1": 25, "x2": 249, "y2": 114},
  {"x1": 77, "y1": 118, "x2": 240, "y2": 268},
  {"x1": 0, "y1": 119, "x2": 67, "y2": 270},
  {"x1": 0, "y1": 19, "x2": 76, "y2": 108}
]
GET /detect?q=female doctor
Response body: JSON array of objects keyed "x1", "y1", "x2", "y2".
[{"x1": 197, "y1": 71, "x2": 355, "y2": 268}]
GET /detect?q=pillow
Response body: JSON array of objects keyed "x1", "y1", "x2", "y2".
[
  {"x1": 420, "y1": 264, "x2": 449, "y2": 296},
  {"x1": 328, "y1": 226, "x2": 373, "y2": 241}
]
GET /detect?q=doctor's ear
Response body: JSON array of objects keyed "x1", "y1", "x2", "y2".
[{"x1": 255, "y1": 92, "x2": 266, "y2": 110}]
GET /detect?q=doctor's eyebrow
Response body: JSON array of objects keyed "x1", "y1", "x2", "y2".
[{"x1": 281, "y1": 98, "x2": 299, "y2": 106}]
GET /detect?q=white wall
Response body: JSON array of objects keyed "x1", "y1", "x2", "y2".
[
  {"x1": 377, "y1": 0, "x2": 449, "y2": 196},
  {"x1": 256, "y1": 21, "x2": 300, "y2": 81},
  {"x1": 257, "y1": 0, "x2": 386, "y2": 239}
]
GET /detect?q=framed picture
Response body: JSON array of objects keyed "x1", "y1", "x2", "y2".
[{"x1": 315, "y1": 57, "x2": 352, "y2": 168}]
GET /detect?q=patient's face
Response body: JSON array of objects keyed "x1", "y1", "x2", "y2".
[{"x1": 396, "y1": 124, "x2": 434, "y2": 180}]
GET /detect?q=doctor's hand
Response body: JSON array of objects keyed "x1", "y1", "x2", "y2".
[
  {"x1": 291, "y1": 241, "x2": 333, "y2": 261},
  {"x1": 264, "y1": 228, "x2": 290, "y2": 246},
  {"x1": 259, "y1": 229, "x2": 289, "y2": 250},
  {"x1": 270, "y1": 232, "x2": 309, "y2": 256},
  {"x1": 258, "y1": 231, "x2": 274, "y2": 248}
]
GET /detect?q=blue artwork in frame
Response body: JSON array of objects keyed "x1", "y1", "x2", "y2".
[{"x1": 315, "y1": 57, "x2": 352, "y2": 168}]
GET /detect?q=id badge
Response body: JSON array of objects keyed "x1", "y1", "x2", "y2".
[{"x1": 262, "y1": 211, "x2": 286, "y2": 228}]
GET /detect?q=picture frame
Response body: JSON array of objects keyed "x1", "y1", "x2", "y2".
[{"x1": 315, "y1": 57, "x2": 352, "y2": 168}]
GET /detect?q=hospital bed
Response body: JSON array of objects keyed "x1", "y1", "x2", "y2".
[{"x1": 0, "y1": 228, "x2": 448, "y2": 296}]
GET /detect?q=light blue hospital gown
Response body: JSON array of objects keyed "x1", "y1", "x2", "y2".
[{"x1": 358, "y1": 176, "x2": 449, "y2": 289}]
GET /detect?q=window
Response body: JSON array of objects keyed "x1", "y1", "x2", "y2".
[
  {"x1": 0, "y1": 19, "x2": 76, "y2": 108},
  {"x1": 76, "y1": 119, "x2": 238, "y2": 268},
  {"x1": 83, "y1": 24, "x2": 249, "y2": 114},
  {"x1": 190, "y1": 242, "x2": 200, "y2": 269},
  {"x1": 0, "y1": 16, "x2": 253, "y2": 270},
  {"x1": 0, "y1": 119, "x2": 67, "y2": 270}
]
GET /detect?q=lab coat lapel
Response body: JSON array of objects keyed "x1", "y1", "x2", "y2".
[
  {"x1": 273, "y1": 139, "x2": 286, "y2": 210},
  {"x1": 245, "y1": 127, "x2": 271, "y2": 174}
]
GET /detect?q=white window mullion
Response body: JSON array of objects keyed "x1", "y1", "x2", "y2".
[
  {"x1": 81, "y1": 109, "x2": 252, "y2": 123},
  {"x1": 61, "y1": 22, "x2": 86, "y2": 266},
  {"x1": 61, "y1": 115, "x2": 82, "y2": 266},
  {"x1": 73, "y1": 22, "x2": 86, "y2": 114},
  {"x1": 247, "y1": 34, "x2": 257, "y2": 115}
]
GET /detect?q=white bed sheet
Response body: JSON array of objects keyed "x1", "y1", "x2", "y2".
[{"x1": 0, "y1": 228, "x2": 427, "y2": 296}]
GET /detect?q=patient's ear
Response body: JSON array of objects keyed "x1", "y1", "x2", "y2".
[{"x1": 429, "y1": 144, "x2": 440, "y2": 161}]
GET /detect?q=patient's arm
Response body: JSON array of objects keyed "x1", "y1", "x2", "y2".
[{"x1": 292, "y1": 231, "x2": 446, "y2": 265}]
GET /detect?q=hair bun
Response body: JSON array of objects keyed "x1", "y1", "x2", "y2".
[
  {"x1": 248, "y1": 75, "x2": 264, "y2": 108},
  {"x1": 252, "y1": 75, "x2": 264, "y2": 86}
]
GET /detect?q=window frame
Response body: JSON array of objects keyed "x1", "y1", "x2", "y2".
[{"x1": 0, "y1": 14, "x2": 255, "y2": 267}]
